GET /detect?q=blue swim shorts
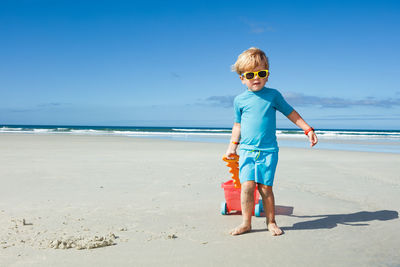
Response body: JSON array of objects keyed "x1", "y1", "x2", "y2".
[{"x1": 238, "y1": 149, "x2": 279, "y2": 186}]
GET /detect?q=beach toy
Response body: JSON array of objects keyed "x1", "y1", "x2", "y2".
[
  {"x1": 220, "y1": 154, "x2": 263, "y2": 216},
  {"x1": 222, "y1": 154, "x2": 241, "y2": 188}
]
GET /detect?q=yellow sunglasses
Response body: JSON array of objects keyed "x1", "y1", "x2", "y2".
[{"x1": 241, "y1": 70, "x2": 269, "y2": 80}]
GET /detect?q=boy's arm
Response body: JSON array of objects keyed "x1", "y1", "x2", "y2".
[
  {"x1": 287, "y1": 110, "x2": 318, "y2": 147},
  {"x1": 225, "y1": 123, "x2": 241, "y2": 158}
]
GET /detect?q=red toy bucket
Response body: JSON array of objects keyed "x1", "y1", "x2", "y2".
[{"x1": 221, "y1": 180, "x2": 260, "y2": 215}]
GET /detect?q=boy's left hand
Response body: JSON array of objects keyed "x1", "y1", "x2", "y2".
[{"x1": 308, "y1": 131, "x2": 318, "y2": 147}]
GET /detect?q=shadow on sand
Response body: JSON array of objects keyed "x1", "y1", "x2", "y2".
[
  {"x1": 224, "y1": 205, "x2": 398, "y2": 232},
  {"x1": 227, "y1": 205, "x2": 295, "y2": 216},
  {"x1": 281, "y1": 210, "x2": 399, "y2": 231}
]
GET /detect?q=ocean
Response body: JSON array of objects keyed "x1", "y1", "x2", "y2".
[{"x1": 1, "y1": 124, "x2": 400, "y2": 154}]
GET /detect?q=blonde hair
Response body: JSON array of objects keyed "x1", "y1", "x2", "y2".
[{"x1": 231, "y1": 47, "x2": 269, "y2": 75}]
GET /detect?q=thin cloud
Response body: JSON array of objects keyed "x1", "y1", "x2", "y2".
[
  {"x1": 284, "y1": 92, "x2": 400, "y2": 108},
  {"x1": 37, "y1": 102, "x2": 68, "y2": 108},
  {"x1": 9, "y1": 102, "x2": 71, "y2": 113},
  {"x1": 202, "y1": 93, "x2": 400, "y2": 109},
  {"x1": 239, "y1": 17, "x2": 275, "y2": 34},
  {"x1": 310, "y1": 115, "x2": 400, "y2": 121},
  {"x1": 170, "y1": 72, "x2": 180, "y2": 78},
  {"x1": 9, "y1": 108, "x2": 38, "y2": 113},
  {"x1": 202, "y1": 96, "x2": 235, "y2": 108}
]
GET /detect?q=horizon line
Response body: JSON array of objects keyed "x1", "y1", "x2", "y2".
[{"x1": 1, "y1": 123, "x2": 399, "y2": 131}]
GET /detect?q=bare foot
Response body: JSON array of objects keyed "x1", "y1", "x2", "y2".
[
  {"x1": 267, "y1": 222, "x2": 283, "y2": 236},
  {"x1": 230, "y1": 224, "x2": 251, "y2": 236}
]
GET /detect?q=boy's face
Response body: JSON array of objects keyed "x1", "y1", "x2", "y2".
[{"x1": 240, "y1": 65, "x2": 269, "y2": 91}]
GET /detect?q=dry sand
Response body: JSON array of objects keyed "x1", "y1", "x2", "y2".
[{"x1": 0, "y1": 133, "x2": 399, "y2": 266}]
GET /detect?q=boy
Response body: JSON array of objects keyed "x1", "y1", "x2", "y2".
[{"x1": 225, "y1": 47, "x2": 318, "y2": 236}]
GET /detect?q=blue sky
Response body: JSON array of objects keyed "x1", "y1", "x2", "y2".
[{"x1": 1, "y1": 0, "x2": 399, "y2": 129}]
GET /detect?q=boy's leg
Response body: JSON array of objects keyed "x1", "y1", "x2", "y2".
[
  {"x1": 230, "y1": 181, "x2": 256, "y2": 235},
  {"x1": 258, "y1": 184, "x2": 283, "y2": 236}
]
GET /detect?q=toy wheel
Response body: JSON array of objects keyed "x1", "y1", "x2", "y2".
[
  {"x1": 255, "y1": 204, "x2": 261, "y2": 217},
  {"x1": 258, "y1": 199, "x2": 263, "y2": 212},
  {"x1": 255, "y1": 200, "x2": 264, "y2": 217},
  {"x1": 221, "y1": 202, "x2": 228, "y2": 215}
]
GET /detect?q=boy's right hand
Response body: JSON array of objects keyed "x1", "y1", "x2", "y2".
[{"x1": 225, "y1": 148, "x2": 238, "y2": 160}]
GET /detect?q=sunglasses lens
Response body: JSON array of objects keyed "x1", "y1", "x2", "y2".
[
  {"x1": 258, "y1": 71, "x2": 267, "y2": 78},
  {"x1": 245, "y1": 73, "x2": 255, "y2": 79}
]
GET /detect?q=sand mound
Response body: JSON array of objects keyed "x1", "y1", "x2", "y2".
[
  {"x1": 48, "y1": 233, "x2": 116, "y2": 249},
  {"x1": 1, "y1": 216, "x2": 122, "y2": 250}
]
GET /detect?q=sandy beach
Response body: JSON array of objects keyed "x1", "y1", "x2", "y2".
[{"x1": 0, "y1": 133, "x2": 399, "y2": 266}]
